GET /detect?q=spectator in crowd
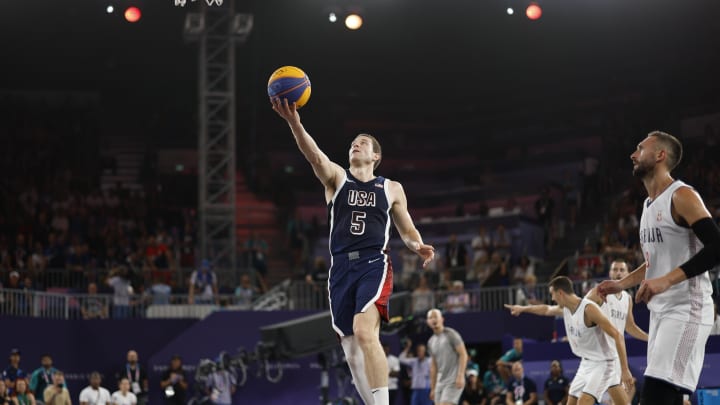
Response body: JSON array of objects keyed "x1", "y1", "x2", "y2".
[
  {"x1": 243, "y1": 233, "x2": 269, "y2": 293},
  {"x1": 29, "y1": 354, "x2": 56, "y2": 398},
  {"x1": 400, "y1": 248, "x2": 420, "y2": 288},
  {"x1": 12, "y1": 379, "x2": 35, "y2": 405},
  {"x1": 110, "y1": 379, "x2": 135, "y2": 405},
  {"x1": 0, "y1": 380, "x2": 10, "y2": 405},
  {"x1": 81, "y1": 283, "x2": 108, "y2": 320},
  {"x1": 188, "y1": 260, "x2": 218, "y2": 305},
  {"x1": 471, "y1": 227, "x2": 492, "y2": 270},
  {"x1": 492, "y1": 226, "x2": 512, "y2": 261},
  {"x1": 496, "y1": 338, "x2": 522, "y2": 384},
  {"x1": 146, "y1": 274, "x2": 172, "y2": 305},
  {"x1": 115, "y1": 351, "x2": 147, "y2": 405},
  {"x1": 383, "y1": 344, "x2": 401, "y2": 404},
  {"x1": 106, "y1": 267, "x2": 133, "y2": 319},
  {"x1": 3, "y1": 349, "x2": 25, "y2": 394},
  {"x1": 542, "y1": 360, "x2": 568, "y2": 405},
  {"x1": 412, "y1": 274, "x2": 435, "y2": 315},
  {"x1": 510, "y1": 256, "x2": 534, "y2": 285},
  {"x1": 78, "y1": 372, "x2": 111, "y2": 405},
  {"x1": 482, "y1": 253, "x2": 508, "y2": 288},
  {"x1": 206, "y1": 361, "x2": 236, "y2": 405},
  {"x1": 445, "y1": 235, "x2": 468, "y2": 279},
  {"x1": 482, "y1": 361, "x2": 504, "y2": 405},
  {"x1": 535, "y1": 187, "x2": 555, "y2": 251},
  {"x1": 304, "y1": 257, "x2": 329, "y2": 310},
  {"x1": 399, "y1": 341, "x2": 432, "y2": 405},
  {"x1": 460, "y1": 369, "x2": 487, "y2": 405},
  {"x1": 233, "y1": 274, "x2": 258, "y2": 310},
  {"x1": 43, "y1": 371, "x2": 70, "y2": 405},
  {"x1": 159, "y1": 355, "x2": 187, "y2": 405},
  {"x1": 505, "y1": 362, "x2": 537, "y2": 405},
  {"x1": 445, "y1": 281, "x2": 470, "y2": 313},
  {"x1": 514, "y1": 275, "x2": 541, "y2": 306}
]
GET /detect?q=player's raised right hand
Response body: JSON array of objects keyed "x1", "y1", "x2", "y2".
[{"x1": 271, "y1": 98, "x2": 301, "y2": 126}]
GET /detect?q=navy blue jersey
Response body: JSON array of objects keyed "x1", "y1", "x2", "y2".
[{"x1": 328, "y1": 170, "x2": 391, "y2": 255}]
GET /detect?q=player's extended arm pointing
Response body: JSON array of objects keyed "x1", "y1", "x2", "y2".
[
  {"x1": 272, "y1": 98, "x2": 344, "y2": 193},
  {"x1": 389, "y1": 181, "x2": 434, "y2": 267},
  {"x1": 504, "y1": 304, "x2": 563, "y2": 317}
]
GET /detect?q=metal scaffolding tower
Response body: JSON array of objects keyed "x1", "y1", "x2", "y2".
[{"x1": 184, "y1": 0, "x2": 253, "y2": 275}]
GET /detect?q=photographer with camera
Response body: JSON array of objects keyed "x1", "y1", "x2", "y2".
[
  {"x1": 205, "y1": 355, "x2": 236, "y2": 405},
  {"x1": 43, "y1": 372, "x2": 70, "y2": 405},
  {"x1": 160, "y1": 356, "x2": 186, "y2": 405}
]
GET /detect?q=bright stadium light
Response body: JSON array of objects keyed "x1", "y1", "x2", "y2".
[
  {"x1": 329, "y1": 12, "x2": 337, "y2": 23},
  {"x1": 125, "y1": 6, "x2": 142, "y2": 23},
  {"x1": 506, "y1": 7, "x2": 514, "y2": 15},
  {"x1": 526, "y1": 3, "x2": 542, "y2": 20},
  {"x1": 345, "y1": 13, "x2": 362, "y2": 30}
]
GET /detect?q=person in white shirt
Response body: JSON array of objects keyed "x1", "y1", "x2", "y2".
[
  {"x1": 383, "y1": 343, "x2": 401, "y2": 404},
  {"x1": 110, "y1": 379, "x2": 136, "y2": 405},
  {"x1": 79, "y1": 372, "x2": 111, "y2": 405},
  {"x1": 189, "y1": 260, "x2": 219, "y2": 305}
]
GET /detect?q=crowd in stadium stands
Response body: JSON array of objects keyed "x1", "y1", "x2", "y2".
[
  {"x1": 2, "y1": 96, "x2": 719, "y2": 320},
  {"x1": 0, "y1": 349, "x2": 200, "y2": 405}
]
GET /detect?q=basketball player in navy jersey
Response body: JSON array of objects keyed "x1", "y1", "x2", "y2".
[
  {"x1": 272, "y1": 98, "x2": 435, "y2": 405},
  {"x1": 598, "y1": 131, "x2": 720, "y2": 405}
]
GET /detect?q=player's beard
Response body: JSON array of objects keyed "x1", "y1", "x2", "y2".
[{"x1": 632, "y1": 160, "x2": 654, "y2": 178}]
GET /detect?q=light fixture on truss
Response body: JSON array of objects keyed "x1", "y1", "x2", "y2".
[{"x1": 174, "y1": 0, "x2": 223, "y2": 7}]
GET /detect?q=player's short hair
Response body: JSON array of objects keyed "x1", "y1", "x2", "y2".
[
  {"x1": 549, "y1": 276, "x2": 574, "y2": 294},
  {"x1": 610, "y1": 258, "x2": 628, "y2": 267},
  {"x1": 648, "y1": 130, "x2": 683, "y2": 171},
  {"x1": 355, "y1": 133, "x2": 382, "y2": 169}
]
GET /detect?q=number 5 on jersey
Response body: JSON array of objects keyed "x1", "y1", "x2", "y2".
[{"x1": 350, "y1": 211, "x2": 366, "y2": 235}]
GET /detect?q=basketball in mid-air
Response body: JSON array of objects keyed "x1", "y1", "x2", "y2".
[{"x1": 267, "y1": 66, "x2": 311, "y2": 108}]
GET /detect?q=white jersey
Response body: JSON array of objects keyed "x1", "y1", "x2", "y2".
[
  {"x1": 563, "y1": 298, "x2": 616, "y2": 361},
  {"x1": 639, "y1": 180, "x2": 714, "y2": 325},
  {"x1": 603, "y1": 290, "x2": 630, "y2": 336}
]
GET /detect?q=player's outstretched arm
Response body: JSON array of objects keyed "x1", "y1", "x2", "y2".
[
  {"x1": 624, "y1": 299, "x2": 648, "y2": 341},
  {"x1": 586, "y1": 304, "x2": 634, "y2": 391},
  {"x1": 596, "y1": 262, "x2": 646, "y2": 302},
  {"x1": 504, "y1": 304, "x2": 562, "y2": 317},
  {"x1": 389, "y1": 181, "x2": 435, "y2": 268},
  {"x1": 271, "y1": 98, "x2": 344, "y2": 190},
  {"x1": 637, "y1": 187, "x2": 720, "y2": 303}
]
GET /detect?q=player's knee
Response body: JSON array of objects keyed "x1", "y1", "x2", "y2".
[{"x1": 353, "y1": 324, "x2": 376, "y2": 348}]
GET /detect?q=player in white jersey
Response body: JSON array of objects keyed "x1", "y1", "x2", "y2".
[
  {"x1": 598, "y1": 131, "x2": 720, "y2": 405},
  {"x1": 586, "y1": 259, "x2": 648, "y2": 404},
  {"x1": 506, "y1": 276, "x2": 634, "y2": 405}
]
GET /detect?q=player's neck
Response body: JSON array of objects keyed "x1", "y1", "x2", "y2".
[
  {"x1": 643, "y1": 172, "x2": 674, "y2": 200},
  {"x1": 565, "y1": 295, "x2": 581, "y2": 313},
  {"x1": 433, "y1": 325, "x2": 444, "y2": 334},
  {"x1": 349, "y1": 165, "x2": 375, "y2": 182}
]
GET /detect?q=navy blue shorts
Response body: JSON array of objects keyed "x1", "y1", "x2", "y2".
[{"x1": 329, "y1": 249, "x2": 393, "y2": 337}]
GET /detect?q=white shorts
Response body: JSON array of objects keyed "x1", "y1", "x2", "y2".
[
  {"x1": 645, "y1": 312, "x2": 712, "y2": 392},
  {"x1": 569, "y1": 358, "x2": 620, "y2": 401}
]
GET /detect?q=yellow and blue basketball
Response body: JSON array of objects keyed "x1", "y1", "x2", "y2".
[{"x1": 267, "y1": 66, "x2": 311, "y2": 108}]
